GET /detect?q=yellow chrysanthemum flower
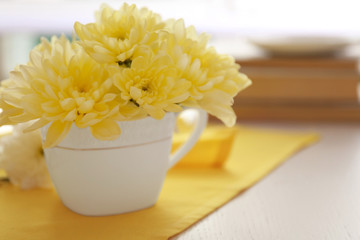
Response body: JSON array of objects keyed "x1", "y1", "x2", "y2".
[
  {"x1": 164, "y1": 19, "x2": 251, "y2": 126},
  {"x1": 0, "y1": 35, "x2": 136, "y2": 148},
  {"x1": 192, "y1": 47, "x2": 251, "y2": 126},
  {"x1": 74, "y1": 3, "x2": 165, "y2": 65},
  {"x1": 0, "y1": 4, "x2": 252, "y2": 150},
  {"x1": 0, "y1": 79, "x2": 24, "y2": 126},
  {"x1": 108, "y1": 46, "x2": 191, "y2": 119}
]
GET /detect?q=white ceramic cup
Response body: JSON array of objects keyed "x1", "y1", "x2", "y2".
[{"x1": 41, "y1": 109, "x2": 207, "y2": 216}]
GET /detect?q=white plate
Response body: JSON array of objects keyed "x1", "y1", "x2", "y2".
[{"x1": 248, "y1": 36, "x2": 353, "y2": 56}]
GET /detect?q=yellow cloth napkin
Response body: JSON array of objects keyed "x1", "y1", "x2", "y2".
[
  {"x1": 0, "y1": 126, "x2": 319, "y2": 240},
  {"x1": 172, "y1": 126, "x2": 237, "y2": 168}
]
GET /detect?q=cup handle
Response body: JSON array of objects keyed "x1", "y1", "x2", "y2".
[{"x1": 168, "y1": 109, "x2": 208, "y2": 169}]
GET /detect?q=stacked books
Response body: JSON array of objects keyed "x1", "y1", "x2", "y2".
[{"x1": 233, "y1": 55, "x2": 360, "y2": 121}]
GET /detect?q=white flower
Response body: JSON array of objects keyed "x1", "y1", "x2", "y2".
[{"x1": 0, "y1": 123, "x2": 52, "y2": 189}]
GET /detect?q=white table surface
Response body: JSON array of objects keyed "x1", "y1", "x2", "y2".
[{"x1": 173, "y1": 122, "x2": 360, "y2": 240}]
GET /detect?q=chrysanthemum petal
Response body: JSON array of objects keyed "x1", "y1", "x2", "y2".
[
  {"x1": 78, "y1": 99, "x2": 95, "y2": 113},
  {"x1": 90, "y1": 119, "x2": 121, "y2": 141},
  {"x1": 130, "y1": 86, "x2": 142, "y2": 100},
  {"x1": 60, "y1": 98, "x2": 76, "y2": 111},
  {"x1": 23, "y1": 118, "x2": 51, "y2": 133},
  {"x1": 102, "y1": 93, "x2": 117, "y2": 102},
  {"x1": 143, "y1": 104, "x2": 165, "y2": 119},
  {"x1": 63, "y1": 109, "x2": 77, "y2": 121},
  {"x1": 9, "y1": 112, "x2": 36, "y2": 123},
  {"x1": 43, "y1": 120, "x2": 72, "y2": 148},
  {"x1": 41, "y1": 101, "x2": 62, "y2": 114},
  {"x1": 164, "y1": 103, "x2": 183, "y2": 112},
  {"x1": 21, "y1": 94, "x2": 44, "y2": 115}
]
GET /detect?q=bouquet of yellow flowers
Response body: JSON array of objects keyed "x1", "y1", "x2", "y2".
[{"x1": 0, "y1": 3, "x2": 251, "y2": 148}]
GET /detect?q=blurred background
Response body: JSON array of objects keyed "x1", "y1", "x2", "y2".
[{"x1": 1, "y1": 0, "x2": 360, "y2": 121}]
